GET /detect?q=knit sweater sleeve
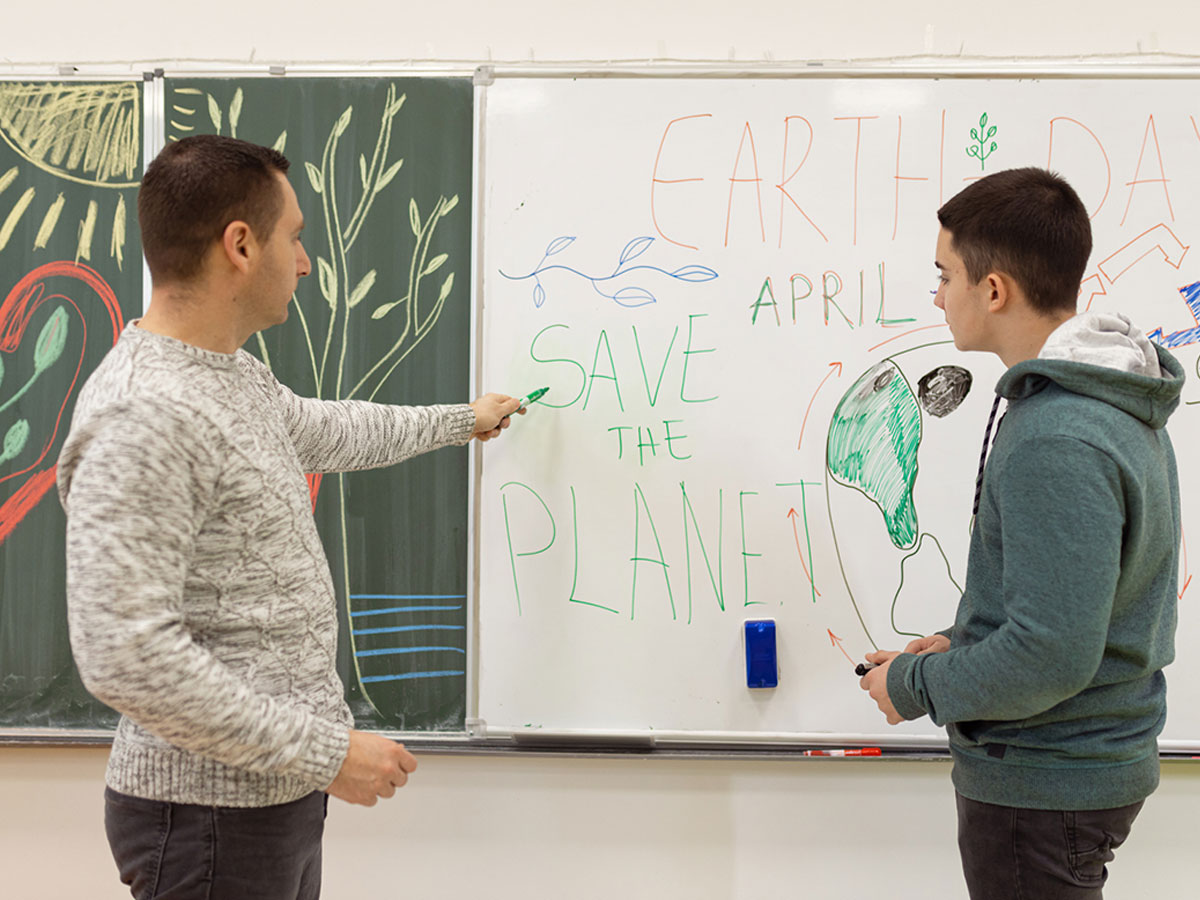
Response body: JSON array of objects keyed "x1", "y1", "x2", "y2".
[
  {"x1": 259, "y1": 364, "x2": 476, "y2": 473},
  {"x1": 61, "y1": 398, "x2": 349, "y2": 788},
  {"x1": 888, "y1": 435, "x2": 1123, "y2": 724}
]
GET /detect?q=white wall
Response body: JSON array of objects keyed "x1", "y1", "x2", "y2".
[
  {"x1": 4, "y1": 3, "x2": 1199, "y2": 898},
  {"x1": 5, "y1": 747, "x2": 1200, "y2": 899},
  {"x1": 2, "y1": 0, "x2": 1199, "y2": 66}
]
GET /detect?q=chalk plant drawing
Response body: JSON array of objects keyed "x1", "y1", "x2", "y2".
[
  {"x1": 500, "y1": 235, "x2": 718, "y2": 308},
  {"x1": 170, "y1": 84, "x2": 460, "y2": 713},
  {"x1": 0, "y1": 82, "x2": 140, "y2": 270},
  {"x1": 966, "y1": 112, "x2": 999, "y2": 171},
  {"x1": 0, "y1": 83, "x2": 137, "y2": 547},
  {"x1": 824, "y1": 351, "x2": 967, "y2": 648}
]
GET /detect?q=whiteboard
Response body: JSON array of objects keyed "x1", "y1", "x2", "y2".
[{"x1": 477, "y1": 75, "x2": 1200, "y2": 747}]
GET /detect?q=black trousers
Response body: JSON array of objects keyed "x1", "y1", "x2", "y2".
[
  {"x1": 104, "y1": 787, "x2": 327, "y2": 900},
  {"x1": 956, "y1": 792, "x2": 1144, "y2": 900}
]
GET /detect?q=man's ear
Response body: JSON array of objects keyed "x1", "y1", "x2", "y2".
[{"x1": 220, "y1": 220, "x2": 255, "y2": 274}]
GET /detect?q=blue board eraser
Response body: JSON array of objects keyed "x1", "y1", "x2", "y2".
[{"x1": 744, "y1": 619, "x2": 778, "y2": 689}]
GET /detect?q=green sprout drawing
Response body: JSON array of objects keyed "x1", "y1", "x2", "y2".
[{"x1": 967, "y1": 112, "x2": 998, "y2": 170}]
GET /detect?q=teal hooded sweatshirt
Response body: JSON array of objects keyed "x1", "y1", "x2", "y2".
[{"x1": 887, "y1": 313, "x2": 1184, "y2": 810}]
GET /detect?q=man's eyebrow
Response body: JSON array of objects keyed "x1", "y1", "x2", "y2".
[{"x1": 934, "y1": 260, "x2": 947, "y2": 271}]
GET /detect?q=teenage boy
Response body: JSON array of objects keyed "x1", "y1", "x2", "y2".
[{"x1": 860, "y1": 166, "x2": 1183, "y2": 899}]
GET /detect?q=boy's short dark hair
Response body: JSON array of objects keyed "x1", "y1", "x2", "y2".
[
  {"x1": 138, "y1": 135, "x2": 291, "y2": 283},
  {"x1": 937, "y1": 167, "x2": 1091, "y2": 314}
]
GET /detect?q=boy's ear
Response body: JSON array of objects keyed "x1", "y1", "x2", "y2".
[{"x1": 984, "y1": 271, "x2": 1012, "y2": 313}]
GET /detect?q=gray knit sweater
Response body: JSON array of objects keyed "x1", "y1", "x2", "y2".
[{"x1": 57, "y1": 323, "x2": 475, "y2": 807}]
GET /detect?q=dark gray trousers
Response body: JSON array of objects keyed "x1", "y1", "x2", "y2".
[
  {"x1": 956, "y1": 792, "x2": 1144, "y2": 899},
  {"x1": 104, "y1": 787, "x2": 327, "y2": 900}
]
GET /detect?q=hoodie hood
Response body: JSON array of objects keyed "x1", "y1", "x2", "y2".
[
  {"x1": 1039, "y1": 312, "x2": 1161, "y2": 376},
  {"x1": 996, "y1": 312, "x2": 1184, "y2": 429}
]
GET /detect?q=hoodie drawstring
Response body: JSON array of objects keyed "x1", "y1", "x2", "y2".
[{"x1": 973, "y1": 394, "x2": 1005, "y2": 521}]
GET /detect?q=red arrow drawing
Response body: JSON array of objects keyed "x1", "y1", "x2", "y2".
[
  {"x1": 1078, "y1": 273, "x2": 1108, "y2": 311},
  {"x1": 828, "y1": 628, "x2": 855, "y2": 665},
  {"x1": 797, "y1": 361, "x2": 843, "y2": 451},
  {"x1": 1097, "y1": 224, "x2": 1190, "y2": 284},
  {"x1": 787, "y1": 507, "x2": 820, "y2": 598},
  {"x1": 1181, "y1": 525, "x2": 1192, "y2": 600}
]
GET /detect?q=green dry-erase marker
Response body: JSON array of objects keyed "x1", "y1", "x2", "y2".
[{"x1": 517, "y1": 386, "x2": 550, "y2": 409}]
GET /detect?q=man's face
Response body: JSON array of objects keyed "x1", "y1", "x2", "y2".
[
  {"x1": 247, "y1": 172, "x2": 311, "y2": 330},
  {"x1": 933, "y1": 227, "x2": 990, "y2": 354}
]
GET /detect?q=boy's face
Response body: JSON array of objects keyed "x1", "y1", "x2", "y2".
[{"x1": 933, "y1": 227, "x2": 991, "y2": 354}]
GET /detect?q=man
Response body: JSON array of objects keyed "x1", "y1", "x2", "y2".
[
  {"x1": 860, "y1": 167, "x2": 1183, "y2": 899},
  {"x1": 56, "y1": 135, "x2": 520, "y2": 899}
]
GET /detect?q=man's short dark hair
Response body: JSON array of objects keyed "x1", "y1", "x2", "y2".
[
  {"x1": 138, "y1": 135, "x2": 291, "y2": 283},
  {"x1": 937, "y1": 167, "x2": 1091, "y2": 315}
]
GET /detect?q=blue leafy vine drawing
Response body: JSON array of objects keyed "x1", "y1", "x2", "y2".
[{"x1": 499, "y1": 235, "x2": 718, "y2": 308}]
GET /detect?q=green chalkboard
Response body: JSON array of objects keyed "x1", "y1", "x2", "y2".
[
  {"x1": 164, "y1": 76, "x2": 474, "y2": 732},
  {"x1": 0, "y1": 80, "x2": 143, "y2": 731}
]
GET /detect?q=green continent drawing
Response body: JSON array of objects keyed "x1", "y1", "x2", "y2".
[{"x1": 826, "y1": 360, "x2": 921, "y2": 549}]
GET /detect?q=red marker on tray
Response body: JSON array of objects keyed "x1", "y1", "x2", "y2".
[{"x1": 801, "y1": 748, "x2": 882, "y2": 757}]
